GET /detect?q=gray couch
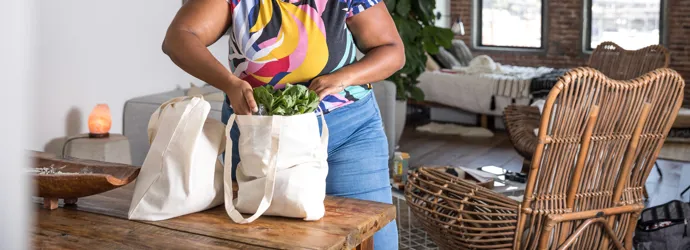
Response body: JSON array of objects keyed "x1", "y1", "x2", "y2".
[{"x1": 123, "y1": 81, "x2": 397, "y2": 166}]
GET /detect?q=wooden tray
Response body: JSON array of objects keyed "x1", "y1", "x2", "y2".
[{"x1": 30, "y1": 151, "x2": 140, "y2": 209}]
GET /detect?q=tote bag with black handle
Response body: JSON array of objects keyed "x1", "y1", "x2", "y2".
[{"x1": 634, "y1": 200, "x2": 690, "y2": 250}]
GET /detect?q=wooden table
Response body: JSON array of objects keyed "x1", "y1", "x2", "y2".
[{"x1": 33, "y1": 183, "x2": 396, "y2": 250}]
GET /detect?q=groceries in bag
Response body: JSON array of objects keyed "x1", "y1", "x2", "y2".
[{"x1": 224, "y1": 84, "x2": 329, "y2": 224}]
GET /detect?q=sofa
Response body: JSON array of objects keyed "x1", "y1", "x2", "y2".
[{"x1": 124, "y1": 81, "x2": 398, "y2": 167}]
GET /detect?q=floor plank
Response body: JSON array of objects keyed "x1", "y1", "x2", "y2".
[{"x1": 646, "y1": 159, "x2": 690, "y2": 207}]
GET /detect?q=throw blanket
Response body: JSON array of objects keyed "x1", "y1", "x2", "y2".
[
  {"x1": 417, "y1": 71, "x2": 531, "y2": 116},
  {"x1": 418, "y1": 65, "x2": 555, "y2": 116},
  {"x1": 529, "y1": 68, "x2": 571, "y2": 99},
  {"x1": 483, "y1": 65, "x2": 554, "y2": 110}
]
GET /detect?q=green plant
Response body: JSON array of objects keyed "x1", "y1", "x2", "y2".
[
  {"x1": 384, "y1": 0, "x2": 454, "y2": 101},
  {"x1": 253, "y1": 84, "x2": 320, "y2": 115}
]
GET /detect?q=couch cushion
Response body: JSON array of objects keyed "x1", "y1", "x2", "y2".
[
  {"x1": 127, "y1": 85, "x2": 224, "y2": 112},
  {"x1": 124, "y1": 85, "x2": 224, "y2": 166},
  {"x1": 426, "y1": 53, "x2": 441, "y2": 71},
  {"x1": 187, "y1": 84, "x2": 226, "y2": 102},
  {"x1": 432, "y1": 47, "x2": 462, "y2": 69},
  {"x1": 449, "y1": 39, "x2": 473, "y2": 66}
]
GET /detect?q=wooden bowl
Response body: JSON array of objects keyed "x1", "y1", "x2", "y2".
[{"x1": 31, "y1": 151, "x2": 140, "y2": 209}]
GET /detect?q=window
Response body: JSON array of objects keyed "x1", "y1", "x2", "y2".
[
  {"x1": 585, "y1": 0, "x2": 664, "y2": 50},
  {"x1": 475, "y1": 0, "x2": 545, "y2": 49}
]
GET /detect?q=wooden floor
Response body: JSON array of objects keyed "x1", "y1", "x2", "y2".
[{"x1": 398, "y1": 127, "x2": 690, "y2": 207}]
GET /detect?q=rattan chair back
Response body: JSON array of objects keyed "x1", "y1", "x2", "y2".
[
  {"x1": 588, "y1": 41, "x2": 670, "y2": 81},
  {"x1": 519, "y1": 67, "x2": 685, "y2": 249}
]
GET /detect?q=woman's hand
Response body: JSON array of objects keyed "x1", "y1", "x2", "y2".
[
  {"x1": 309, "y1": 73, "x2": 351, "y2": 100},
  {"x1": 224, "y1": 79, "x2": 258, "y2": 115},
  {"x1": 163, "y1": 0, "x2": 247, "y2": 112}
]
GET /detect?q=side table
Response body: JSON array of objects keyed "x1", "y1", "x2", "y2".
[{"x1": 63, "y1": 134, "x2": 132, "y2": 165}]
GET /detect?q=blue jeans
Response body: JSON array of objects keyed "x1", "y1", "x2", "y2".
[{"x1": 222, "y1": 93, "x2": 398, "y2": 250}]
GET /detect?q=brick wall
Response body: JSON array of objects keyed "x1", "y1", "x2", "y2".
[{"x1": 450, "y1": 0, "x2": 690, "y2": 80}]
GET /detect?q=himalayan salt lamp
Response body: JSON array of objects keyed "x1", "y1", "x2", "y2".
[{"x1": 88, "y1": 104, "x2": 111, "y2": 138}]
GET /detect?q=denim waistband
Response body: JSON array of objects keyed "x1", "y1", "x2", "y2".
[{"x1": 322, "y1": 91, "x2": 374, "y2": 116}]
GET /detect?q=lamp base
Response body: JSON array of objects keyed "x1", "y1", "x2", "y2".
[{"x1": 89, "y1": 133, "x2": 110, "y2": 138}]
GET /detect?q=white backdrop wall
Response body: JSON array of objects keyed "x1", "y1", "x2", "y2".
[
  {"x1": 30, "y1": 0, "x2": 444, "y2": 151},
  {"x1": 0, "y1": 0, "x2": 36, "y2": 248},
  {"x1": 32, "y1": 0, "x2": 228, "y2": 151}
]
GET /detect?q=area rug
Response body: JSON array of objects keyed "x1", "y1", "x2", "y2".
[
  {"x1": 392, "y1": 191, "x2": 439, "y2": 250},
  {"x1": 415, "y1": 122, "x2": 494, "y2": 137}
]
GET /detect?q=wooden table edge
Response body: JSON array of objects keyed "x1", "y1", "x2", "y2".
[{"x1": 33, "y1": 192, "x2": 397, "y2": 250}]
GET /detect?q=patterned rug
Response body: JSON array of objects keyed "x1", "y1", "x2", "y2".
[
  {"x1": 415, "y1": 122, "x2": 494, "y2": 138},
  {"x1": 392, "y1": 190, "x2": 439, "y2": 250}
]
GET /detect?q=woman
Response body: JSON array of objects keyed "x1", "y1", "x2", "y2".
[{"x1": 162, "y1": 0, "x2": 404, "y2": 248}]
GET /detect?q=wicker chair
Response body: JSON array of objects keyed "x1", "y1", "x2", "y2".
[
  {"x1": 504, "y1": 42, "x2": 670, "y2": 170},
  {"x1": 406, "y1": 67, "x2": 685, "y2": 250}
]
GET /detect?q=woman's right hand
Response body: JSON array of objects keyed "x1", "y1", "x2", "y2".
[
  {"x1": 225, "y1": 78, "x2": 258, "y2": 115},
  {"x1": 162, "y1": 0, "x2": 257, "y2": 115}
]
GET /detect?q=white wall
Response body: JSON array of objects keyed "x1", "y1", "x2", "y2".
[
  {"x1": 436, "y1": 0, "x2": 451, "y2": 28},
  {"x1": 0, "y1": 0, "x2": 35, "y2": 248},
  {"x1": 33, "y1": 0, "x2": 228, "y2": 151}
]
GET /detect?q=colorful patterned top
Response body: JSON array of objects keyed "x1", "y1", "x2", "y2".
[{"x1": 225, "y1": 0, "x2": 380, "y2": 113}]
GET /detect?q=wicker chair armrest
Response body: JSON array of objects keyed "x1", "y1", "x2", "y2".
[
  {"x1": 405, "y1": 167, "x2": 520, "y2": 249},
  {"x1": 535, "y1": 204, "x2": 644, "y2": 250},
  {"x1": 411, "y1": 167, "x2": 519, "y2": 206},
  {"x1": 504, "y1": 105, "x2": 542, "y2": 159},
  {"x1": 504, "y1": 105, "x2": 541, "y2": 128},
  {"x1": 505, "y1": 105, "x2": 541, "y2": 120},
  {"x1": 454, "y1": 178, "x2": 518, "y2": 203}
]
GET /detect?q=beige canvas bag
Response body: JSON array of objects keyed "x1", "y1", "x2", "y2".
[
  {"x1": 224, "y1": 112, "x2": 329, "y2": 224},
  {"x1": 128, "y1": 96, "x2": 225, "y2": 221}
]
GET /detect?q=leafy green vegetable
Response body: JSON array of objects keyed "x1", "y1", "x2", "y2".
[
  {"x1": 253, "y1": 84, "x2": 320, "y2": 116},
  {"x1": 253, "y1": 86, "x2": 274, "y2": 110}
]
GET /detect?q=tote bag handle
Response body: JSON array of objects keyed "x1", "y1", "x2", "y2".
[
  {"x1": 147, "y1": 95, "x2": 201, "y2": 144},
  {"x1": 130, "y1": 96, "x2": 206, "y2": 218},
  {"x1": 224, "y1": 112, "x2": 328, "y2": 224}
]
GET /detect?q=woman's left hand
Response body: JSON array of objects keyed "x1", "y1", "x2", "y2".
[{"x1": 308, "y1": 73, "x2": 351, "y2": 100}]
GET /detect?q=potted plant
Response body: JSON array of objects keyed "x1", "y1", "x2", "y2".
[{"x1": 384, "y1": 0, "x2": 454, "y2": 145}]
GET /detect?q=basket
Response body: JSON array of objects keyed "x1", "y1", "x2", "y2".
[{"x1": 404, "y1": 167, "x2": 519, "y2": 250}]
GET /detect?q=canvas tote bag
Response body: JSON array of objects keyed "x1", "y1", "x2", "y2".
[
  {"x1": 224, "y1": 111, "x2": 329, "y2": 224},
  {"x1": 128, "y1": 96, "x2": 225, "y2": 221}
]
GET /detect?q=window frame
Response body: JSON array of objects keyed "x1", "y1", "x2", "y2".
[
  {"x1": 472, "y1": 0, "x2": 548, "y2": 52},
  {"x1": 582, "y1": 0, "x2": 668, "y2": 53}
]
